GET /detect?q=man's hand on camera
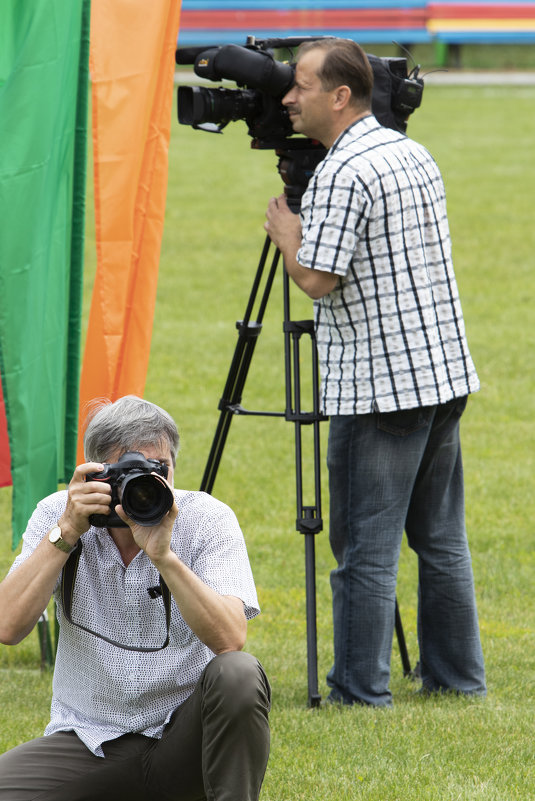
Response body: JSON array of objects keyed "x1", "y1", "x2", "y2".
[
  {"x1": 58, "y1": 463, "x2": 112, "y2": 544},
  {"x1": 115, "y1": 494, "x2": 179, "y2": 566}
]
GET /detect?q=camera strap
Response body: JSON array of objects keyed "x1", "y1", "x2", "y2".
[{"x1": 61, "y1": 541, "x2": 171, "y2": 652}]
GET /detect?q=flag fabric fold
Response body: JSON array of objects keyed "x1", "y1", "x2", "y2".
[
  {"x1": 0, "y1": 379, "x2": 10, "y2": 488},
  {"x1": 0, "y1": 0, "x2": 90, "y2": 548},
  {"x1": 78, "y1": 0, "x2": 183, "y2": 460}
]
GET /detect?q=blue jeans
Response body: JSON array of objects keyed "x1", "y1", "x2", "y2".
[{"x1": 326, "y1": 397, "x2": 486, "y2": 706}]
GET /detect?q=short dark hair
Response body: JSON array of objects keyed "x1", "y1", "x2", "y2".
[{"x1": 297, "y1": 38, "x2": 373, "y2": 110}]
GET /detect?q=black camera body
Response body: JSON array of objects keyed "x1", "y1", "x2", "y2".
[{"x1": 87, "y1": 451, "x2": 173, "y2": 529}]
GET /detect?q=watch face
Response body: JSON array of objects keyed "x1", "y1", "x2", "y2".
[
  {"x1": 49, "y1": 527, "x2": 62, "y2": 543},
  {"x1": 49, "y1": 527, "x2": 72, "y2": 552}
]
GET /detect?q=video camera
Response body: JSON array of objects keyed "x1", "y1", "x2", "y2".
[
  {"x1": 175, "y1": 36, "x2": 424, "y2": 204},
  {"x1": 87, "y1": 451, "x2": 174, "y2": 529},
  {"x1": 176, "y1": 36, "x2": 423, "y2": 146}
]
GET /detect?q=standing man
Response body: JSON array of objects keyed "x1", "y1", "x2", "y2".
[
  {"x1": 0, "y1": 396, "x2": 270, "y2": 800},
  {"x1": 265, "y1": 38, "x2": 486, "y2": 706}
]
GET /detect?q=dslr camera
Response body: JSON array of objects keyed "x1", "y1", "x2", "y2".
[{"x1": 87, "y1": 451, "x2": 174, "y2": 528}]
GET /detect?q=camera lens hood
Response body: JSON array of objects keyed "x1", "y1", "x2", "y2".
[{"x1": 120, "y1": 472, "x2": 174, "y2": 527}]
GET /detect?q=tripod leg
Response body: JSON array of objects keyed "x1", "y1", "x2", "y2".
[
  {"x1": 200, "y1": 320, "x2": 262, "y2": 493},
  {"x1": 200, "y1": 238, "x2": 280, "y2": 494},
  {"x1": 283, "y1": 271, "x2": 324, "y2": 707},
  {"x1": 200, "y1": 235, "x2": 329, "y2": 706},
  {"x1": 395, "y1": 598, "x2": 412, "y2": 677},
  {"x1": 303, "y1": 518, "x2": 321, "y2": 708}
]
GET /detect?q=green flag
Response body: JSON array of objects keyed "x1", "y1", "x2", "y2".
[{"x1": 0, "y1": 0, "x2": 90, "y2": 548}]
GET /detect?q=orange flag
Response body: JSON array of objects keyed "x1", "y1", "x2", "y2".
[{"x1": 78, "y1": 0, "x2": 182, "y2": 461}]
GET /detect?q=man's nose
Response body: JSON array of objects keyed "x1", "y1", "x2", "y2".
[{"x1": 282, "y1": 86, "x2": 296, "y2": 105}]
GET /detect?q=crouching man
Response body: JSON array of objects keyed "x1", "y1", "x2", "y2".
[{"x1": 0, "y1": 396, "x2": 270, "y2": 801}]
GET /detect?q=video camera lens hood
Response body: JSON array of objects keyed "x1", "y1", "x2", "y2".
[{"x1": 194, "y1": 44, "x2": 293, "y2": 97}]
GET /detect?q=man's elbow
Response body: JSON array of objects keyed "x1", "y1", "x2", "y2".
[
  {"x1": 212, "y1": 614, "x2": 248, "y2": 655},
  {"x1": 306, "y1": 284, "x2": 330, "y2": 300},
  {"x1": 299, "y1": 270, "x2": 339, "y2": 300},
  {"x1": 215, "y1": 639, "x2": 246, "y2": 656},
  {"x1": 213, "y1": 630, "x2": 247, "y2": 655},
  {"x1": 0, "y1": 622, "x2": 29, "y2": 646}
]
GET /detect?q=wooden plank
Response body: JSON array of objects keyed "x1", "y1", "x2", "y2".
[{"x1": 181, "y1": 9, "x2": 428, "y2": 29}]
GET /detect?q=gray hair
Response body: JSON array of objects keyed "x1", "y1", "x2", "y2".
[{"x1": 83, "y1": 396, "x2": 180, "y2": 466}]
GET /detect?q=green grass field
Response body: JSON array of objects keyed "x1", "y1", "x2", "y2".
[{"x1": 1, "y1": 76, "x2": 534, "y2": 798}]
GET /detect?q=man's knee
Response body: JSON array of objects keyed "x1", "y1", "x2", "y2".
[{"x1": 202, "y1": 651, "x2": 271, "y2": 717}]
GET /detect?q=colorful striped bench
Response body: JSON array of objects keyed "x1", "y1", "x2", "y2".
[
  {"x1": 177, "y1": 1, "x2": 431, "y2": 47},
  {"x1": 428, "y1": 2, "x2": 535, "y2": 44},
  {"x1": 177, "y1": 2, "x2": 535, "y2": 65},
  {"x1": 428, "y1": 2, "x2": 535, "y2": 65}
]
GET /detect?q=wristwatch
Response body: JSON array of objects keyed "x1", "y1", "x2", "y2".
[{"x1": 48, "y1": 525, "x2": 76, "y2": 554}]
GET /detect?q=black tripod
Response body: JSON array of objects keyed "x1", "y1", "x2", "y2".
[
  {"x1": 200, "y1": 149, "x2": 412, "y2": 706},
  {"x1": 200, "y1": 229, "x2": 325, "y2": 706}
]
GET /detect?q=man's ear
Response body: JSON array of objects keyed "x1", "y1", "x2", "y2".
[{"x1": 332, "y1": 85, "x2": 351, "y2": 111}]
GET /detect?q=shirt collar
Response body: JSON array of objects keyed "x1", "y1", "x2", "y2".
[{"x1": 330, "y1": 113, "x2": 376, "y2": 153}]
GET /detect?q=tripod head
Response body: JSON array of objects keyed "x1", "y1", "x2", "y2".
[{"x1": 272, "y1": 142, "x2": 326, "y2": 212}]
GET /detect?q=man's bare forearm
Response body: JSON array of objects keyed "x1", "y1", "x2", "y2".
[
  {"x1": 151, "y1": 549, "x2": 247, "y2": 654},
  {"x1": 0, "y1": 533, "x2": 69, "y2": 644}
]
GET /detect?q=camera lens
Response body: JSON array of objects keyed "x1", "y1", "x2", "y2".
[
  {"x1": 120, "y1": 473, "x2": 173, "y2": 526},
  {"x1": 178, "y1": 86, "x2": 260, "y2": 126}
]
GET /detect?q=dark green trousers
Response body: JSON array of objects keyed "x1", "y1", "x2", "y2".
[{"x1": 0, "y1": 651, "x2": 271, "y2": 801}]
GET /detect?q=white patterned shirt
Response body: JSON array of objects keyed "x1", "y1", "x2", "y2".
[
  {"x1": 10, "y1": 489, "x2": 259, "y2": 756},
  {"x1": 297, "y1": 115, "x2": 479, "y2": 415}
]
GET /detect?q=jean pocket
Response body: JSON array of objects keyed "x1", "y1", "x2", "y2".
[{"x1": 376, "y1": 405, "x2": 435, "y2": 437}]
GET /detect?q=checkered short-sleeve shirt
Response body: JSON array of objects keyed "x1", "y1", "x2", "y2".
[{"x1": 297, "y1": 115, "x2": 479, "y2": 415}]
